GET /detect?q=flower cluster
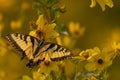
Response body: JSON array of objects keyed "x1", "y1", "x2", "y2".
[
  {"x1": 80, "y1": 47, "x2": 113, "y2": 72},
  {"x1": 71, "y1": 46, "x2": 118, "y2": 79}
]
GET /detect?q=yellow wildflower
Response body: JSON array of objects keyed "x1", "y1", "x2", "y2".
[
  {"x1": 36, "y1": 15, "x2": 47, "y2": 28},
  {"x1": 38, "y1": 53, "x2": 59, "y2": 74},
  {"x1": 56, "y1": 35, "x2": 75, "y2": 48},
  {"x1": 10, "y1": 20, "x2": 22, "y2": 30},
  {"x1": 85, "y1": 50, "x2": 113, "y2": 73},
  {"x1": 68, "y1": 22, "x2": 85, "y2": 38},
  {"x1": 112, "y1": 42, "x2": 120, "y2": 53},
  {"x1": 79, "y1": 47, "x2": 100, "y2": 61},
  {"x1": 22, "y1": 75, "x2": 32, "y2": 80},
  {"x1": 29, "y1": 15, "x2": 59, "y2": 41},
  {"x1": 87, "y1": 76, "x2": 98, "y2": 80},
  {"x1": 90, "y1": 0, "x2": 114, "y2": 11},
  {"x1": 22, "y1": 72, "x2": 48, "y2": 80},
  {"x1": 56, "y1": 36, "x2": 63, "y2": 46},
  {"x1": 112, "y1": 42, "x2": 120, "y2": 49},
  {"x1": 33, "y1": 71, "x2": 48, "y2": 80}
]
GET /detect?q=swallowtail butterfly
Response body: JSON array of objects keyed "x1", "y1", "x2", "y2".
[{"x1": 6, "y1": 33, "x2": 72, "y2": 68}]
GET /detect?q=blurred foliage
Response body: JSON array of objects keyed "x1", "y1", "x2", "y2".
[{"x1": 0, "y1": 0, "x2": 120, "y2": 80}]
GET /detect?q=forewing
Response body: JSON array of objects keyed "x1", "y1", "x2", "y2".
[{"x1": 6, "y1": 33, "x2": 39, "y2": 59}]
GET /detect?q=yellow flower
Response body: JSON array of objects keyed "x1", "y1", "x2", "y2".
[
  {"x1": 10, "y1": 20, "x2": 22, "y2": 30},
  {"x1": 33, "y1": 71, "x2": 48, "y2": 80},
  {"x1": 56, "y1": 35, "x2": 75, "y2": 48},
  {"x1": 38, "y1": 53, "x2": 59, "y2": 74},
  {"x1": 22, "y1": 72, "x2": 48, "y2": 80},
  {"x1": 87, "y1": 76, "x2": 98, "y2": 80},
  {"x1": 112, "y1": 42, "x2": 120, "y2": 53},
  {"x1": 79, "y1": 47, "x2": 100, "y2": 61},
  {"x1": 68, "y1": 22, "x2": 85, "y2": 38},
  {"x1": 22, "y1": 75, "x2": 32, "y2": 80},
  {"x1": 36, "y1": 15, "x2": 47, "y2": 28},
  {"x1": 29, "y1": 30, "x2": 44, "y2": 40},
  {"x1": 29, "y1": 15, "x2": 59, "y2": 41},
  {"x1": 56, "y1": 36, "x2": 62, "y2": 46},
  {"x1": 85, "y1": 50, "x2": 113, "y2": 73},
  {"x1": 90, "y1": 0, "x2": 114, "y2": 11}
]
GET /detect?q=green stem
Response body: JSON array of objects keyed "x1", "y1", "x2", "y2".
[{"x1": 38, "y1": 1, "x2": 51, "y2": 23}]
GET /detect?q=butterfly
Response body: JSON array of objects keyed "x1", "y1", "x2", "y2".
[{"x1": 6, "y1": 33, "x2": 72, "y2": 68}]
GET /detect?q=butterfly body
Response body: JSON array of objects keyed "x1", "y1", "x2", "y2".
[{"x1": 6, "y1": 33, "x2": 72, "y2": 68}]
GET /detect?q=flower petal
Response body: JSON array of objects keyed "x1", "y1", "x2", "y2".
[
  {"x1": 36, "y1": 15, "x2": 47, "y2": 29},
  {"x1": 90, "y1": 0, "x2": 96, "y2": 8},
  {"x1": 85, "y1": 62, "x2": 97, "y2": 71},
  {"x1": 90, "y1": 0, "x2": 114, "y2": 11}
]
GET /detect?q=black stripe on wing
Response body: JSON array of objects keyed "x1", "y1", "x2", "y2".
[
  {"x1": 6, "y1": 33, "x2": 27, "y2": 60},
  {"x1": 42, "y1": 43, "x2": 55, "y2": 53},
  {"x1": 23, "y1": 35, "x2": 28, "y2": 44},
  {"x1": 33, "y1": 39, "x2": 45, "y2": 58},
  {"x1": 30, "y1": 36, "x2": 35, "y2": 48},
  {"x1": 6, "y1": 33, "x2": 40, "y2": 60},
  {"x1": 6, "y1": 33, "x2": 23, "y2": 52},
  {"x1": 41, "y1": 43, "x2": 73, "y2": 61},
  {"x1": 50, "y1": 54, "x2": 72, "y2": 61},
  {"x1": 50, "y1": 47, "x2": 72, "y2": 61}
]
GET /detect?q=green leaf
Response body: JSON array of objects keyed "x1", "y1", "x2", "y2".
[
  {"x1": 37, "y1": 10, "x2": 42, "y2": 15},
  {"x1": 56, "y1": 24, "x2": 67, "y2": 34},
  {"x1": 51, "y1": 7, "x2": 57, "y2": 22},
  {"x1": 32, "y1": 3, "x2": 43, "y2": 9},
  {"x1": 46, "y1": 0, "x2": 57, "y2": 4}
]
